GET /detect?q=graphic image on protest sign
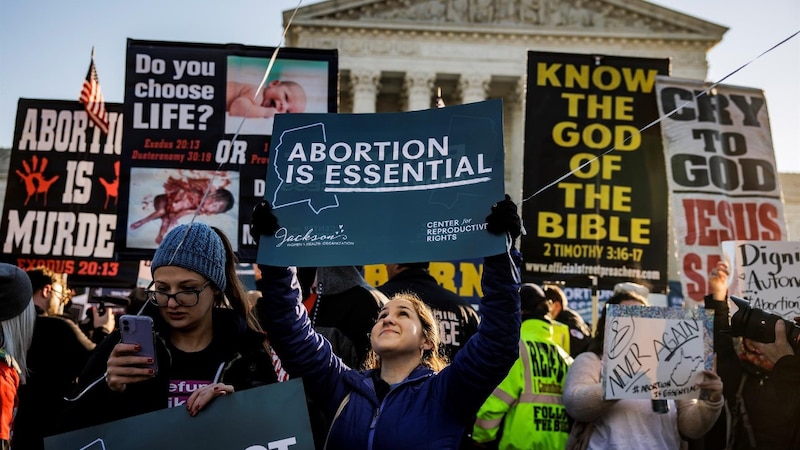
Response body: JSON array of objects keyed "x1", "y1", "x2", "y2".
[
  {"x1": 45, "y1": 379, "x2": 313, "y2": 450},
  {"x1": 258, "y1": 99, "x2": 507, "y2": 267},
  {"x1": 126, "y1": 168, "x2": 240, "y2": 249},
  {"x1": 656, "y1": 77, "x2": 786, "y2": 303},
  {"x1": 722, "y1": 240, "x2": 800, "y2": 320},
  {"x1": 601, "y1": 305, "x2": 713, "y2": 400},
  {"x1": 521, "y1": 52, "x2": 670, "y2": 293},
  {"x1": 116, "y1": 39, "x2": 337, "y2": 262}
]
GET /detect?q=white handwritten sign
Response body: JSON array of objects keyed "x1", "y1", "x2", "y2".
[
  {"x1": 722, "y1": 240, "x2": 800, "y2": 320},
  {"x1": 602, "y1": 305, "x2": 713, "y2": 400}
]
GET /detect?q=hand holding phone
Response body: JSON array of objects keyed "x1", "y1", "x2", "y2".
[{"x1": 119, "y1": 314, "x2": 158, "y2": 374}]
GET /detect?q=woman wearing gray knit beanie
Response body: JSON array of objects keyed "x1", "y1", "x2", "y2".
[{"x1": 62, "y1": 222, "x2": 280, "y2": 430}]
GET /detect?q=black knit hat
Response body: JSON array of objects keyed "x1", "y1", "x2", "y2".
[
  {"x1": 0, "y1": 263, "x2": 33, "y2": 321},
  {"x1": 520, "y1": 283, "x2": 548, "y2": 317}
]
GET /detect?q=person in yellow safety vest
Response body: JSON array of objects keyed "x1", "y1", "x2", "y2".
[{"x1": 472, "y1": 283, "x2": 573, "y2": 450}]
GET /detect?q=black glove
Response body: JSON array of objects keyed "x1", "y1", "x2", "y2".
[
  {"x1": 486, "y1": 194, "x2": 521, "y2": 239},
  {"x1": 249, "y1": 200, "x2": 280, "y2": 242}
]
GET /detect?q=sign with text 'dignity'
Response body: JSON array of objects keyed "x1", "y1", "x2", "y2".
[{"x1": 257, "y1": 99, "x2": 507, "y2": 267}]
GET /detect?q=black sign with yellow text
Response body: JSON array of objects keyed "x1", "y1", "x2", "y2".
[{"x1": 521, "y1": 52, "x2": 669, "y2": 292}]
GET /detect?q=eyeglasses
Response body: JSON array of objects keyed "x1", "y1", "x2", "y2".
[{"x1": 146, "y1": 281, "x2": 211, "y2": 307}]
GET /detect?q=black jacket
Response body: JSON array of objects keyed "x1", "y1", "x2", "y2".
[
  {"x1": 310, "y1": 284, "x2": 385, "y2": 368},
  {"x1": 555, "y1": 307, "x2": 592, "y2": 357},
  {"x1": 12, "y1": 309, "x2": 97, "y2": 450},
  {"x1": 60, "y1": 306, "x2": 278, "y2": 433},
  {"x1": 702, "y1": 296, "x2": 800, "y2": 449}
]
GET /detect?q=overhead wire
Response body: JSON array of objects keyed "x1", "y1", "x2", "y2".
[
  {"x1": 522, "y1": 28, "x2": 800, "y2": 204},
  {"x1": 164, "y1": 0, "x2": 304, "y2": 261}
]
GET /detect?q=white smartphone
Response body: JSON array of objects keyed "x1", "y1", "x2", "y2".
[{"x1": 119, "y1": 314, "x2": 158, "y2": 374}]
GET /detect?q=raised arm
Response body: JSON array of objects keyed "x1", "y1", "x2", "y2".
[
  {"x1": 250, "y1": 202, "x2": 349, "y2": 412},
  {"x1": 437, "y1": 195, "x2": 522, "y2": 421}
]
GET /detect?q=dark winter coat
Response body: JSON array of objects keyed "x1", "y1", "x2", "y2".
[
  {"x1": 12, "y1": 309, "x2": 97, "y2": 450},
  {"x1": 59, "y1": 307, "x2": 278, "y2": 433},
  {"x1": 701, "y1": 296, "x2": 800, "y2": 449},
  {"x1": 256, "y1": 252, "x2": 521, "y2": 450}
]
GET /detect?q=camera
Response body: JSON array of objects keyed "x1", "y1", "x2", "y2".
[
  {"x1": 729, "y1": 296, "x2": 800, "y2": 352},
  {"x1": 89, "y1": 295, "x2": 130, "y2": 316}
]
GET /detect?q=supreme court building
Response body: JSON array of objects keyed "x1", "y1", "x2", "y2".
[{"x1": 281, "y1": 0, "x2": 800, "y2": 243}]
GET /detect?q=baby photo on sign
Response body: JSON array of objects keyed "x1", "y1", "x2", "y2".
[{"x1": 225, "y1": 56, "x2": 331, "y2": 136}]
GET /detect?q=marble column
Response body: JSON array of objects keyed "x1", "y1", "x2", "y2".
[
  {"x1": 457, "y1": 73, "x2": 491, "y2": 105},
  {"x1": 403, "y1": 71, "x2": 436, "y2": 111},
  {"x1": 350, "y1": 69, "x2": 381, "y2": 113},
  {"x1": 338, "y1": 74, "x2": 353, "y2": 113},
  {"x1": 506, "y1": 76, "x2": 527, "y2": 204}
]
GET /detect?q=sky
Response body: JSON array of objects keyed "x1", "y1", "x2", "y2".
[{"x1": 1, "y1": 0, "x2": 798, "y2": 171}]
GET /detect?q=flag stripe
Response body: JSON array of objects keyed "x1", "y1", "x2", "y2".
[{"x1": 79, "y1": 58, "x2": 109, "y2": 134}]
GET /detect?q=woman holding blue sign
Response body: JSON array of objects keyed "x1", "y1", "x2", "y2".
[
  {"x1": 252, "y1": 196, "x2": 522, "y2": 449},
  {"x1": 562, "y1": 290, "x2": 724, "y2": 450},
  {"x1": 61, "y1": 223, "x2": 280, "y2": 430}
]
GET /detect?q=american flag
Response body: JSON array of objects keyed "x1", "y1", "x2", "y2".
[{"x1": 79, "y1": 50, "x2": 109, "y2": 134}]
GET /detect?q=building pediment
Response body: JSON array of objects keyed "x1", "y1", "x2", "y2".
[{"x1": 286, "y1": 0, "x2": 727, "y2": 39}]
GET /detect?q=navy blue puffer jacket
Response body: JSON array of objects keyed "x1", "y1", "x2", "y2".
[{"x1": 256, "y1": 251, "x2": 521, "y2": 450}]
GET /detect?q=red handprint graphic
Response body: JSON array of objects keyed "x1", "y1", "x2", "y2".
[
  {"x1": 15, "y1": 155, "x2": 59, "y2": 206},
  {"x1": 99, "y1": 161, "x2": 120, "y2": 209}
]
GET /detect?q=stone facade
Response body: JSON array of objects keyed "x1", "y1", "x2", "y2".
[
  {"x1": 283, "y1": 0, "x2": 727, "y2": 203},
  {"x1": 279, "y1": 0, "x2": 799, "y2": 283}
]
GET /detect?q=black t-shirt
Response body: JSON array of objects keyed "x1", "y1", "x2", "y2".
[{"x1": 166, "y1": 339, "x2": 227, "y2": 408}]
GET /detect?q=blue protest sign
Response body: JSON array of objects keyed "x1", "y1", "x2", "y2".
[
  {"x1": 257, "y1": 99, "x2": 506, "y2": 267},
  {"x1": 45, "y1": 379, "x2": 313, "y2": 450}
]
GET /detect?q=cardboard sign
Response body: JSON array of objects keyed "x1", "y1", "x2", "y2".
[
  {"x1": 602, "y1": 305, "x2": 713, "y2": 400},
  {"x1": 722, "y1": 240, "x2": 800, "y2": 320}
]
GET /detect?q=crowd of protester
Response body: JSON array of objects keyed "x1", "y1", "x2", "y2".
[{"x1": 0, "y1": 195, "x2": 798, "y2": 449}]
